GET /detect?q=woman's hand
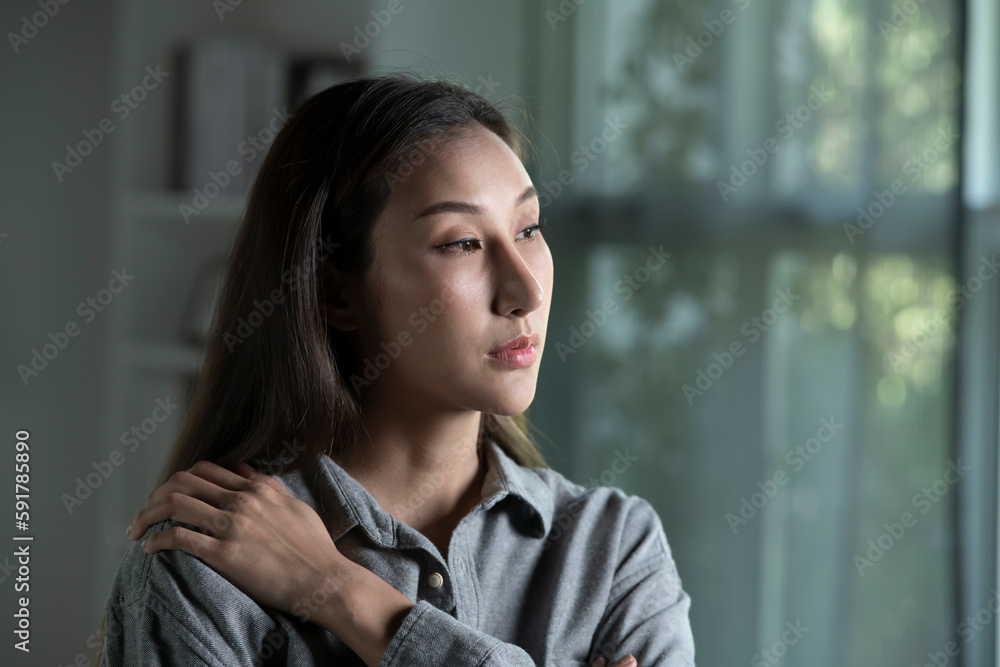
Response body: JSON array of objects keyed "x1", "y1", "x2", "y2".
[
  {"x1": 125, "y1": 460, "x2": 350, "y2": 618},
  {"x1": 593, "y1": 654, "x2": 637, "y2": 667}
]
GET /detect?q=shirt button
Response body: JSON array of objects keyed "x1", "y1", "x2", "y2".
[{"x1": 427, "y1": 572, "x2": 444, "y2": 589}]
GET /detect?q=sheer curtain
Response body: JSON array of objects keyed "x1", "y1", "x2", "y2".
[{"x1": 527, "y1": 0, "x2": 967, "y2": 664}]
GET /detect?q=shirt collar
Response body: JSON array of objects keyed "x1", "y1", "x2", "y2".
[
  {"x1": 477, "y1": 439, "x2": 553, "y2": 539},
  {"x1": 285, "y1": 439, "x2": 553, "y2": 549}
]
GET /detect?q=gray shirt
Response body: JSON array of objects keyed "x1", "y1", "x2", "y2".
[{"x1": 99, "y1": 439, "x2": 695, "y2": 666}]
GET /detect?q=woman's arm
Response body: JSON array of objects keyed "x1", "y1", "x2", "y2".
[
  {"x1": 127, "y1": 462, "x2": 679, "y2": 666},
  {"x1": 587, "y1": 496, "x2": 695, "y2": 666},
  {"x1": 261, "y1": 557, "x2": 640, "y2": 667},
  {"x1": 128, "y1": 461, "x2": 535, "y2": 665},
  {"x1": 130, "y1": 462, "x2": 417, "y2": 664},
  {"x1": 298, "y1": 558, "x2": 414, "y2": 666}
]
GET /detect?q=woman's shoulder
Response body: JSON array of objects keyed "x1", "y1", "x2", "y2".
[
  {"x1": 109, "y1": 520, "x2": 241, "y2": 601},
  {"x1": 102, "y1": 520, "x2": 281, "y2": 663},
  {"x1": 523, "y1": 457, "x2": 673, "y2": 562}
]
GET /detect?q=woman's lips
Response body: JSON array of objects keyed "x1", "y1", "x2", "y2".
[{"x1": 485, "y1": 344, "x2": 538, "y2": 368}]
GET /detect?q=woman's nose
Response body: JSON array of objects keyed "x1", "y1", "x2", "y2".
[{"x1": 491, "y1": 238, "x2": 545, "y2": 316}]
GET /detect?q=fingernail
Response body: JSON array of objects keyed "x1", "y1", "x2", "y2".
[
  {"x1": 615, "y1": 657, "x2": 636, "y2": 667},
  {"x1": 593, "y1": 658, "x2": 606, "y2": 667},
  {"x1": 140, "y1": 538, "x2": 148, "y2": 551},
  {"x1": 126, "y1": 522, "x2": 132, "y2": 537}
]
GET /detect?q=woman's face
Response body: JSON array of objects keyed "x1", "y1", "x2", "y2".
[{"x1": 339, "y1": 123, "x2": 553, "y2": 417}]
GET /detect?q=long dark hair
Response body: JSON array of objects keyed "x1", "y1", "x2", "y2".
[{"x1": 158, "y1": 73, "x2": 548, "y2": 485}]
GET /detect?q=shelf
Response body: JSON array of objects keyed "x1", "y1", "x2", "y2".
[
  {"x1": 123, "y1": 190, "x2": 246, "y2": 225},
  {"x1": 125, "y1": 340, "x2": 205, "y2": 375}
]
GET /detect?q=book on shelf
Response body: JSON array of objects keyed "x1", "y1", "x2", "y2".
[{"x1": 170, "y1": 40, "x2": 287, "y2": 199}]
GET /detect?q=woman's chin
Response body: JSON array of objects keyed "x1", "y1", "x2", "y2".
[{"x1": 481, "y1": 390, "x2": 537, "y2": 417}]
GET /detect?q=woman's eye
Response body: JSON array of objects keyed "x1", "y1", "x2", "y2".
[
  {"x1": 438, "y1": 237, "x2": 481, "y2": 253},
  {"x1": 436, "y1": 219, "x2": 546, "y2": 254},
  {"x1": 517, "y1": 218, "x2": 547, "y2": 240}
]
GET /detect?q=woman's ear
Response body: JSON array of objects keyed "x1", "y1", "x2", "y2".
[{"x1": 319, "y1": 260, "x2": 361, "y2": 332}]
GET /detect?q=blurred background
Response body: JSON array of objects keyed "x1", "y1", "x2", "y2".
[{"x1": 1, "y1": 0, "x2": 998, "y2": 664}]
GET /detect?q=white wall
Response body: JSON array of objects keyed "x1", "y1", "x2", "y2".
[{"x1": 367, "y1": 0, "x2": 526, "y2": 97}]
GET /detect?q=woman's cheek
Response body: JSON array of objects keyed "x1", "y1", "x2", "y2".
[
  {"x1": 408, "y1": 309, "x2": 429, "y2": 335},
  {"x1": 533, "y1": 244, "x2": 554, "y2": 287},
  {"x1": 387, "y1": 284, "x2": 456, "y2": 340}
]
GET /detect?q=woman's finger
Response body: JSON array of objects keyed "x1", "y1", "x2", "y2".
[
  {"x1": 128, "y1": 471, "x2": 233, "y2": 539},
  {"x1": 141, "y1": 523, "x2": 217, "y2": 559},
  {"x1": 139, "y1": 464, "x2": 245, "y2": 513},
  {"x1": 237, "y1": 462, "x2": 292, "y2": 496},
  {"x1": 184, "y1": 459, "x2": 259, "y2": 492},
  {"x1": 129, "y1": 491, "x2": 230, "y2": 541},
  {"x1": 595, "y1": 655, "x2": 637, "y2": 667}
]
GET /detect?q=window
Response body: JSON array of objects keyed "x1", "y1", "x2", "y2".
[{"x1": 529, "y1": 0, "x2": 974, "y2": 664}]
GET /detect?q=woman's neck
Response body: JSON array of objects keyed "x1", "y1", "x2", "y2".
[{"x1": 331, "y1": 409, "x2": 488, "y2": 534}]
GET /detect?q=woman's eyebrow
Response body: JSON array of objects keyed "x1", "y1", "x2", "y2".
[{"x1": 413, "y1": 185, "x2": 538, "y2": 220}]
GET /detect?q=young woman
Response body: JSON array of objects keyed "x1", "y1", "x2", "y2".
[{"x1": 97, "y1": 73, "x2": 695, "y2": 666}]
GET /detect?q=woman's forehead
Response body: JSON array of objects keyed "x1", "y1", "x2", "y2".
[{"x1": 389, "y1": 129, "x2": 529, "y2": 206}]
